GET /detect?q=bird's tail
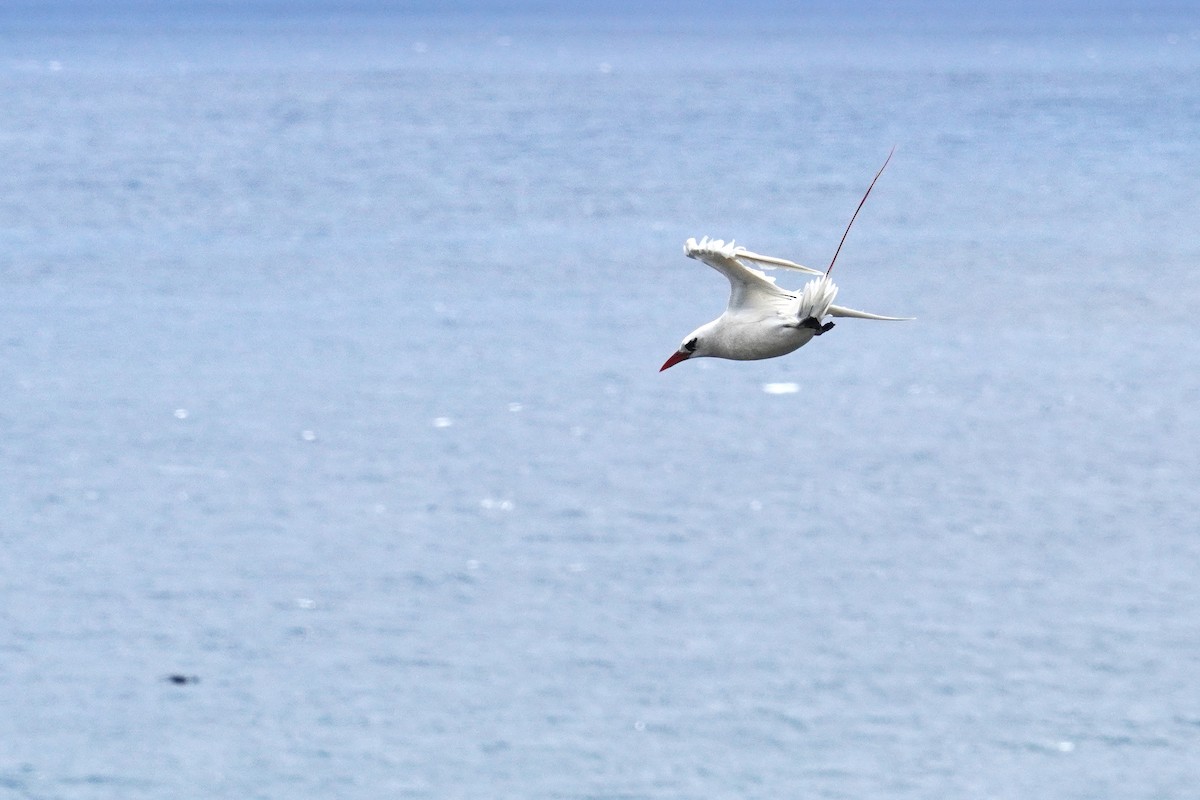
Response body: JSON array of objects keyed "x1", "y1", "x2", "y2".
[{"x1": 795, "y1": 277, "x2": 839, "y2": 321}]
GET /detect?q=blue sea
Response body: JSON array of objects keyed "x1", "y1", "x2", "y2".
[{"x1": 3, "y1": 3, "x2": 1200, "y2": 798}]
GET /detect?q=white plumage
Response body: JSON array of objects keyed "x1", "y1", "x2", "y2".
[
  {"x1": 660, "y1": 150, "x2": 911, "y2": 372},
  {"x1": 659, "y1": 237, "x2": 910, "y2": 371}
]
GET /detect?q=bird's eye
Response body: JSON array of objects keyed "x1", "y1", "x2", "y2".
[{"x1": 684, "y1": 338, "x2": 698, "y2": 353}]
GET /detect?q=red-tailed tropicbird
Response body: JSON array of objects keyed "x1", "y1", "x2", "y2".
[{"x1": 660, "y1": 150, "x2": 911, "y2": 372}]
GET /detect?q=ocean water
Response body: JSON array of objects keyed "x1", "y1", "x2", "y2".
[{"x1": 3, "y1": 5, "x2": 1200, "y2": 798}]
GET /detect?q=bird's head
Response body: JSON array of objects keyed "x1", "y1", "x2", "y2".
[{"x1": 660, "y1": 329, "x2": 707, "y2": 371}]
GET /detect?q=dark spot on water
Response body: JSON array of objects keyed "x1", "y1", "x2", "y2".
[{"x1": 166, "y1": 674, "x2": 199, "y2": 685}]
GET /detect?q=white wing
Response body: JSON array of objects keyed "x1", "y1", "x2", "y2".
[
  {"x1": 684, "y1": 237, "x2": 796, "y2": 311},
  {"x1": 828, "y1": 304, "x2": 914, "y2": 320},
  {"x1": 732, "y1": 249, "x2": 823, "y2": 276}
]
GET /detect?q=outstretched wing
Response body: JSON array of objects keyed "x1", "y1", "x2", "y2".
[
  {"x1": 828, "y1": 304, "x2": 914, "y2": 321},
  {"x1": 734, "y1": 249, "x2": 824, "y2": 276},
  {"x1": 684, "y1": 237, "x2": 797, "y2": 312}
]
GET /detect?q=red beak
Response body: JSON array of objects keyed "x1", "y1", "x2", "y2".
[{"x1": 659, "y1": 351, "x2": 691, "y2": 372}]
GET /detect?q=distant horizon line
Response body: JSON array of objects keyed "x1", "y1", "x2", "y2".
[{"x1": 1, "y1": 0, "x2": 1195, "y2": 18}]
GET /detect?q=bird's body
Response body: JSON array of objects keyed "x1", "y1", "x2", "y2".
[
  {"x1": 660, "y1": 238, "x2": 903, "y2": 371},
  {"x1": 688, "y1": 313, "x2": 812, "y2": 363},
  {"x1": 660, "y1": 151, "x2": 911, "y2": 372}
]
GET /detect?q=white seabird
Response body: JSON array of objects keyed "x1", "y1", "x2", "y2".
[{"x1": 660, "y1": 150, "x2": 911, "y2": 372}]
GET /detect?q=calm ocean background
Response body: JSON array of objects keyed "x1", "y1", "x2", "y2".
[{"x1": 3, "y1": 2, "x2": 1200, "y2": 798}]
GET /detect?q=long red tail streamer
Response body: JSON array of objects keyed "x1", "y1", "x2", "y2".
[{"x1": 825, "y1": 145, "x2": 896, "y2": 277}]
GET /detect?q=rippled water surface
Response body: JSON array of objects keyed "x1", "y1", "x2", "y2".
[{"x1": 3, "y1": 6, "x2": 1200, "y2": 798}]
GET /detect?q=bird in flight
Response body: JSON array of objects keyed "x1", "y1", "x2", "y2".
[{"x1": 660, "y1": 149, "x2": 911, "y2": 372}]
